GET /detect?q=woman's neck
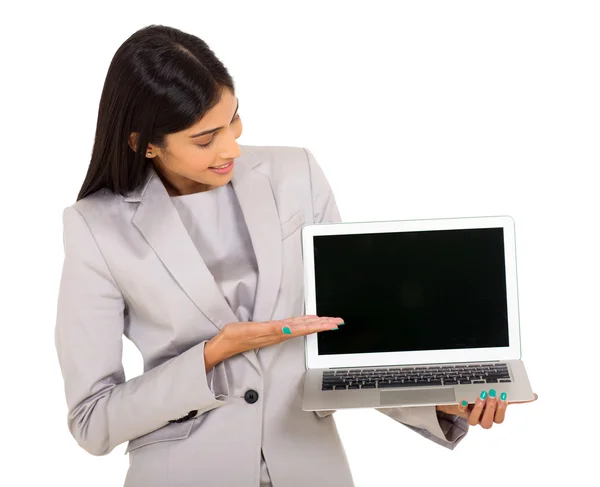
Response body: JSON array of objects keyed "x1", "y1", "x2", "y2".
[{"x1": 154, "y1": 164, "x2": 215, "y2": 196}]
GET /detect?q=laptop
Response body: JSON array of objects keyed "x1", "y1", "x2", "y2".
[{"x1": 301, "y1": 215, "x2": 535, "y2": 411}]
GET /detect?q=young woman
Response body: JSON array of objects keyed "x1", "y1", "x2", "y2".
[{"x1": 55, "y1": 24, "x2": 534, "y2": 487}]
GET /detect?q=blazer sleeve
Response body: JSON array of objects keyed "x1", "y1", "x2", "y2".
[
  {"x1": 375, "y1": 406, "x2": 469, "y2": 450},
  {"x1": 304, "y1": 148, "x2": 469, "y2": 449},
  {"x1": 305, "y1": 147, "x2": 342, "y2": 224},
  {"x1": 55, "y1": 206, "x2": 227, "y2": 456}
]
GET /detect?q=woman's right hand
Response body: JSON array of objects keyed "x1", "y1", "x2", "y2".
[{"x1": 204, "y1": 315, "x2": 343, "y2": 370}]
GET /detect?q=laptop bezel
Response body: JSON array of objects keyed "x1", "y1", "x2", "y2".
[{"x1": 302, "y1": 215, "x2": 522, "y2": 370}]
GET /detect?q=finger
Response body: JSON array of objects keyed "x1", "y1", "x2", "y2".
[
  {"x1": 276, "y1": 317, "x2": 342, "y2": 336},
  {"x1": 281, "y1": 315, "x2": 343, "y2": 329},
  {"x1": 277, "y1": 316, "x2": 334, "y2": 328},
  {"x1": 457, "y1": 399, "x2": 470, "y2": 418},
  {"x1": 479, "y1": 389, "x2": 498, "y2": 429},
  {"x1": 295, "y1": 318, "x2": 343, "y2": 335},
  {"x1": 468, "y1": 390, "x2": 487, "y2": 426},
  {"x1": 494, "y1": 391, "x2": 508, "y2": 424}
]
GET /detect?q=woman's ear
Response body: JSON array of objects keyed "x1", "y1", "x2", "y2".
[{"x1": 128, "y1": 132, "x2": 139, "y2": 152}]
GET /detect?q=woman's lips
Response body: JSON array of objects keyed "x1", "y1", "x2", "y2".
[{"x1": 209, "y1": 161, "x2": 234, "y2": 174}]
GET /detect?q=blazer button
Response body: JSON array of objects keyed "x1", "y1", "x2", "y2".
[{"x1": 244, "y1": 389, "x2": 259, "y2": 404}]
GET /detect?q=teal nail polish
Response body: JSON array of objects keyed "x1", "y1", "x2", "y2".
[
  {"x1": 282, "y1": 326, "x2": 292, "y2": 335},
  {"x1": 489, "y1": 389, "x2": 497, "y2": 398},
  {"x1": 480, "y1": 391, "x2": 487, "y2": 400},
  {"x1": 338, "y1": 322, "x2": 345, "y2": 326},
  {"x1": 500, "y1": 392, "x2": 507, "y2": 401},
  {"x1": 332, "y1": 326, "x2": 339, "y2": 330},
  {"x1": 461, "y1": 400, "x2": 468, "y2": 407}
]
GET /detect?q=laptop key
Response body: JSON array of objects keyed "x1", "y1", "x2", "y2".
[{"x1": 486, "y1": 378, "x2": 498, "y2": 383}]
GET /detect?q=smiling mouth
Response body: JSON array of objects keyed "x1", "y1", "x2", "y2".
[{"x1": 210, "y1": 161, "x2": 233, "y2": 169}]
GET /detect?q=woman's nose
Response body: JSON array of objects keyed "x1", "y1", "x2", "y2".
[{"x1": 219, "y1": 132, "x2": 241, "y2": 160}]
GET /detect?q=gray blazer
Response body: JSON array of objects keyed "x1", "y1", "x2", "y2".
[{"x1": 55, "y1": 145, "x2": 468, "y2": 487}]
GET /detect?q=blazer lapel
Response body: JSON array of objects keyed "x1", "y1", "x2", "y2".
[
  {"x1": 230, "y1": 151, "x2": 283, "y2": 326},
  {"x1": 126, "y1": 164, "x2": 263, "y2": 374}
]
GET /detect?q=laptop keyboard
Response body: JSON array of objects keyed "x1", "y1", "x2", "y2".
[{"x1": 321, "y1": 363, "x2": 511, "y2": 390}]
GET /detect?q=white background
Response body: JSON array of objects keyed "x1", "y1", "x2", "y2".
[{"x1": 2, "y1": 1, "x2": 599, "y2": 485}]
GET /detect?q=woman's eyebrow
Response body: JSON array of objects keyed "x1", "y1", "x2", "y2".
[{"x1": 189, "y1": 99, "x2": 239, "y2": 138}]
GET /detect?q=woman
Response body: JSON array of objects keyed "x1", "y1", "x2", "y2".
[{"x1": 55, "y1": 24, "x2": 534, "y2": 487}]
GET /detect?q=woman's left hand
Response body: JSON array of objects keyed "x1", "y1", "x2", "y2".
[{"x1": 436, "y1": 390, "x2": 538, "y2": 429}]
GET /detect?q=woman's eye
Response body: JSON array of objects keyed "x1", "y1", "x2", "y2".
[
  {"x1": 197, "y1": 116, "x2": 241, "y2": 148},
  {"x1": 197, "y1": 138, "x2": 215, "y2": 148}
]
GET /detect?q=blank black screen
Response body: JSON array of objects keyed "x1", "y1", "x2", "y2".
[{"x1": 313, "y1": 227, "x2": 509, "y2": 355}]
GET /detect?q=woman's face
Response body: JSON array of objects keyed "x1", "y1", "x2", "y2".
[{"x1": 141, "y1": 87, "x2": 243, "y2": 196}]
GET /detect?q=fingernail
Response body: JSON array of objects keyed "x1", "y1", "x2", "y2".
[
  {"x1": 500, "y1": 392, "x2": 507, "y2": 401},
  {"x1": 338, "y1": 322, "x2": 345, "y2": 326},
  {"x1": 480, "y1": 391, "x2": 487, "y2": 400},
  {"x1": 282, "y1": 326, "x2": 292, "y2": 335},
  {"x1": 489, "y1": 389, "x2": 497, "y2": 398},
  {"x1": 331, "y1": 326, "x2": 339, "y2": 330},
  {"x1": 461, "y1": 400, "x2": 468, "y2": 407}
]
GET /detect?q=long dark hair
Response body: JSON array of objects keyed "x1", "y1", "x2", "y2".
[{"x1": 77, "y1": 25, "x2": 235, "y2": 201}]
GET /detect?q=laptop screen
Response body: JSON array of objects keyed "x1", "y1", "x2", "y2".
[{"x1": 313, "y1": 227, "x2": 510, "y2": 356}]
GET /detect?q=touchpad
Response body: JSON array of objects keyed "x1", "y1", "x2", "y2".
[{"x1": 380, "y1": 388, "x2": 456, "y2": 406}]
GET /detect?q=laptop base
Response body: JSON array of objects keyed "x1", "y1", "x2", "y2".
[{"x1": 302, "y1": 359, "x2": 534, "y2": 411}]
